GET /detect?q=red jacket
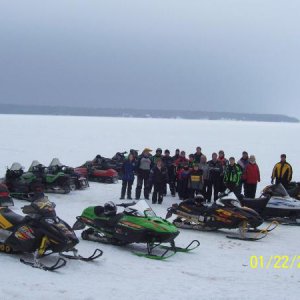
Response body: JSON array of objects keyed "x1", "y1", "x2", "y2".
[{"x1": 243, "y1": 163, "x2": 260, "y2": 184}]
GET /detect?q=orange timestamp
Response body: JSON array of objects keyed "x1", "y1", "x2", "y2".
[{"x1": 250, "y1": 255, "x2": 300, "y2": 269}]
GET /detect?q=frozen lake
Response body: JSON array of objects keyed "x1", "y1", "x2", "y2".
[{"x1": 0, "y1": 114, "x2": 299, "y2": 300}]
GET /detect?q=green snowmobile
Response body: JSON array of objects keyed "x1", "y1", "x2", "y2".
[
  {"x1": 28, "y1": 161, "x2": 71, "y2": 194},
  {"x1": 73, "y1": 200, "x2": 200, "y2": 260}
]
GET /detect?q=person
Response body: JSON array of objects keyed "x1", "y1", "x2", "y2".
[
  {"x1": 162, "y1": 149, "x2": 176, "y2": 197},
  {"x1": 135, "y1": 148, "x2": 153, "y2": 200},
  {"x1": 194, "y1": 147, "x2": 204, "y2": 164},
  {"x1": 188, "y1": 163, "x2": 203, "y2": 199},
  {"x1": 149, "y1": 159, "x2": 169, "y2": 204},
  {"x1": 120, "y1": 154, "x2": 136, "y2": 200},
  {"x1": 217, "y1": 150, "x2": 228, "y2": 193},
  {"x1": 243, "y1": 155, "x2": 260, "y2": 198},
  {"x1": 223, "y1": 157, "x2": 243, "y2": 200},
  {"x1": 188, "y1": 154, "x2": 195, "y2": 168},
  {"x1": 152, "y1": 148, "x2": 163, "y2": 165},
  {"x1": 207, "y1": 153, "x2": 223, "y2": 202},
  {"x1": 271, "y1": 154, "x2": 293, "y2": 188},
  {"x1": 237, "y1": 151, "x2": 249, "y2": 195},
  {"x1": 237, "y1": 151, "x2": 249, "y2": 171},
  {"x1": 177, "y1": 164, "x2": 190, "y2": 200},
  {"x1": 199, "y1": 155, "x2": 210, "y2": 200},
  {"x1": 175, "y1": 151, "x2": 188, "y2": 166},
  {"x1": 173, "y1": 149, "x2": 180, "y2": 161}
]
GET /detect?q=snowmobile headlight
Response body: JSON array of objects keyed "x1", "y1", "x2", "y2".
[{"x1": 45, "y1": 218, "x2": 56, "y2": 224}]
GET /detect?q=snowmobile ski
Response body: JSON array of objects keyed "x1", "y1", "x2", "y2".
[
  {"x1": 246, "y1": 221, "x2": 279, "y2": 233},
  {"x1": 280, "y1": 221, "x2": 300, "y2": 226},
  {"x1": 60, "y1": 248, "x2": 103, "y2": 261},
  {"x1": 226, "y1": 234, "x2": 267, "y2": 241},
  {"x1": 133, "y1": 242, "x2": 176, "y2": 260},
  {"x1": 160, "y1": 240, "x2": 200, "y2": 253},
  {"x1": 20, "y1": 257, "x2": 67, "y2": 271}
]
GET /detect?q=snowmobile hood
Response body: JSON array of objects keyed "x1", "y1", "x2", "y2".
[
  {"x1": 9, "y1": 162, "x2": 24, "y2": 171},
  {"x1": 49, "y1": 158, "x2": 63, "y2": 167},
  {"x1": 267, "y1": 196, "x2": 300, "y2": 210},
  {"x1": 120, "y1": 215, "x2": 179, "y2": 234}
]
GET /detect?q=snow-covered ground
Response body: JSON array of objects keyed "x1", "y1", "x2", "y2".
[{"x1": 0, "y1": 114, "x2": 299, "y2": 300}]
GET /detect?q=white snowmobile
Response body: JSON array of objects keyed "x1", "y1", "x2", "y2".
[{"x1": 240, "y1": 184, "x2": 300, "y2": 225}]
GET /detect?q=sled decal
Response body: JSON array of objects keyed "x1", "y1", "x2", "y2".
[{"x1": 0, "y1": 215, "x2": 13, "y2": 229}]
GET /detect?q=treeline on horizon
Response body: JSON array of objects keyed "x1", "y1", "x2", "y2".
[{"x1": 0, "y1": 103, "x2": 298, "y2": 123}]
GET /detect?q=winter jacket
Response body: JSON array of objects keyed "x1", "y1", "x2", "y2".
[
  {"x1": 199, "y1": 163, "x2": 210, "y2": 181},
  {"x1": 136, "y1": 155, "x2": 153, "y2": 172},
  {"x1": 177, "y1": 168, "x2": 190, "y2": 181},
  {"x1": 175, "y1": 157, "x2": 188, "y2": 168},
  {"x1": 271, "y1": 162, "x2": 293, "y2": 185},
  {"x1": 149, "y1": 166, "x2": 169, "y2": 185},
  {"x1": 122, "y1": 160, "x2": 136, "y2": 182},
  {"x1": 188, "y1": 169, "x2": 203, "y2": 190},
  {"x1": 224, "y1": 164, "x2": 242, "y2": 185},
  {"x1": 208, "y1": 160, "x2": 223, "y2": 180},
  {"x1": 162, "y1": 156, "x2": 176, "y2": 178},
  {"x1": 237, "y1": 158, "x2": 249, "y2": 171},
  {"x1": 194, "y1": 152, "x2": 204, "y2": 164},
  {"x1": 152, "y1": 154, "x2": 163, "y2": 165},
  {"x1": 218, "y1": 157, "x2": 228, "y2": 172},
  {"x1": 243, "y1": 163, "x2": 260, "y2": 184}
]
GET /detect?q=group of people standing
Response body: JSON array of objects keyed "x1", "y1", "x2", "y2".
[{"x1": 120, "y1": 147, "x2": 293, "y2": 204}]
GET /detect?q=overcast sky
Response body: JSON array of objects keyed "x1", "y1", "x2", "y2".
[{"x1": 0, "y1": 0, "x2": 299, "y2": 117}]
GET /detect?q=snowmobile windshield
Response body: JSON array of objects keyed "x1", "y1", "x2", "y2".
[
  {"x1": 124, "y1": 200, "x2": 156, "y2": 218},
  {"x1": 10, "y1": 162, "x2": 24, "y2": 171},
  {"x1": 217, "y1": 198, "x2": 242, "y2": 208},
  {"x1": 23, "y1": 196, "x2": 56, "y2": 217},
  {"x1": 271, "y1": 184, "x2": 289, "y2": 197}
]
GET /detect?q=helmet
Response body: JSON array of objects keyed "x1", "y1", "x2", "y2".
[
  {"x1": 104, "y1": 201, "x2": 117, "y2": 216},
  {"x1": 156, "y1": 148, "x2": 162, "y2": 153}
]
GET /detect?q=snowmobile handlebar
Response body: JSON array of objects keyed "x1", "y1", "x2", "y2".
[{"x1": 116, "y1": 202, "x2": 136, "y2": 208}]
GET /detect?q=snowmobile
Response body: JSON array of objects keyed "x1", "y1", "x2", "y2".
[
  {"x1": 0, "y1": 195, "x2": 102, "y2": 271},
  {"x1": 240, "y1": 184, "x2": 300, "y2": 225},
  {"x1": 73, "y1": 200, "x2": 200, "y2": 260},
  {"x1": 166, "y1": 195, "x2": 276, "y2": 241},
  {"x1": 75, "y1": 161, "x2": 118, "y2": 183},
  {"x1": 0, "y1": 184, "x2": 14, "y2": 207},
  {"x1": 5, "y1": 162, "x2": 44, "y2": 201},
  {"x1": 48, "y1": 158, "x2": 89, "y2": 190},
  {"x1": 29, "y1": 161, "x2": 71, "y2": 194}
]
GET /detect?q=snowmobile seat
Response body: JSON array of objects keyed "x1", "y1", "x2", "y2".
[
  {"x1": 106, "y1": 213, "x2": 123, "y2": 227},
  {"x1": 240, "y1": 197, "x2": 270, "y2": 212},
  {"x1": 94, "y1": 206, "x2": 105, "y2": 216},
  {"x1": 0, "y1": 207, "x2": 25, "y2": 226}
]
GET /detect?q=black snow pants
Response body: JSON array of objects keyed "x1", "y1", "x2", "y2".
[{"x1": 135, "y1": 170, "x2": 150, "y2": 199}]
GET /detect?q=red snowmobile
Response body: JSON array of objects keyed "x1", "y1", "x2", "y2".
[{"x1": 75, "y1": 160, "x2": 118, "y2": 184}]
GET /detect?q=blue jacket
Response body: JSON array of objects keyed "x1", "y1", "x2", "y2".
[{"x1": 122, "y1": 160, "x2": 136, "y2": 182}]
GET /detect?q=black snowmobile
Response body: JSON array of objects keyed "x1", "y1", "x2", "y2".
[
  {"x1": 73, "y1": 200, "x2": 200, "y2": 260},
  {"x1": 48, "y1": 158, "x2": 89, "y2": 190},
  {"x1": 5, "y1": 162, "x2": 44, "y2": 201},
  {"x1": 0, "y1": 195, "x2": 102, "y2": 271},
  {"x1": 166, "y1": 195, "x2": 276, "y2": 241},
  {"x1": 0, "y1": 184, "x2": 14, "y2": 207},
  {"x1": 29, "y1": 161, "x2": 71, "y2": 194},
  {"x1": 240, "y1": 184, "x2": 300, "y2": 225}
]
